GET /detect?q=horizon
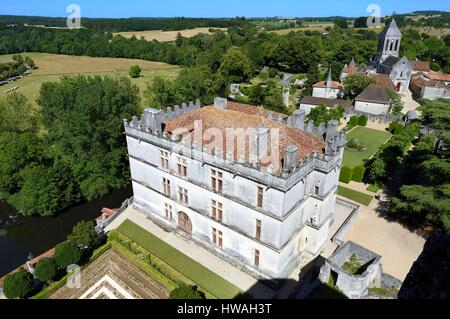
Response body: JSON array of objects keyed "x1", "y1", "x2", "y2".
[{"x1": 1, "y1": 0, "x2": 449, "y2": 19}]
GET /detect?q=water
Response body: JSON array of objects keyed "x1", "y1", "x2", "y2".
[{"x1": 0, "y1": 185, "x2": 132, "y2": 277}]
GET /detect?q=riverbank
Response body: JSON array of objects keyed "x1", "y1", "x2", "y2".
[{"x1": 0, "y1": 185, "x2": 132, "y2": 277}]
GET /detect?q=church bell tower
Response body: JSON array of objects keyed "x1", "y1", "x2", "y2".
[{"x1": 375, "y1": 19, "x2": 402, "y2": 65}]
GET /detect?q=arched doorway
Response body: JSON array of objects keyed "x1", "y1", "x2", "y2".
[
  {"x1": 178, "y1": 212, "x2": 192, "y2": 236},
  {"x1": 396, "y1": 82, "x2": 401, "y2": 92}
]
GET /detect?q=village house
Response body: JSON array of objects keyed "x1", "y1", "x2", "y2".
[
  {"x1": 354, "y1": 84, "x2": 391, "y2": 115},
  {"x1": 312, "y1": 68, "x2": 342, "y2": 99}
]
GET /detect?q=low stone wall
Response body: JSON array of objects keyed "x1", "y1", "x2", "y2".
[{"x1": 332, "y1": 198, "x2": 360, "y2": 246}]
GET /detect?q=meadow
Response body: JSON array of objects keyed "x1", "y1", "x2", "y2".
[
  {"x1": 0, "y1": 52, "x2": 181, "y2": 107},
  {"x1": 114, "y1": 27, "x2": 227, "y2": 42}
]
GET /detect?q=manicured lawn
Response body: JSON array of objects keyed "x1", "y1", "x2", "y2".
[
  {"x1": 343, "y1": 127, "x2": 392, "y2": 168},
  {"x1": 338, "y1": 186, "x2": 373, "y2": 206},
  {"x1": 117, "y1": 219, "x2": 243, "y2": 299}
]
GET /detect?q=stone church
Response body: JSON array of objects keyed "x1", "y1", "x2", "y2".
[{"x1": 374, "y1": 19, "x2": 412, "y2": 92}]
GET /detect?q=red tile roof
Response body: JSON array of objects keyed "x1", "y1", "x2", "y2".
[
  {"x1": 164, "y1": 104, "x2": 325, "y2": 173},
  {"x1": 96, "y1": 207, "x2": 119, "y2": 221},
  {"x1": 410, "y1": 60, "x2": 431, "y2": 72},
  {"x1": 313, "y1": 80, "x2": 342, "y2": 89},
  {"x1": 368, "y1": 73, "x2": 396, "y2": 90},
  {"x1": 428, "y1": 71, "x2": 450, "y2": 82}
]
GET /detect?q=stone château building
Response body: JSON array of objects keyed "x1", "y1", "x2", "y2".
[{"x1": 124, "y1": 98, "x2": 346, "y2": 282}]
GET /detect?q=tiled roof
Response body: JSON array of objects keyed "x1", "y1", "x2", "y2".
[
  {"x1": 368, "y1": 73, "x2": 396, "y2": 90},
  {"x1": 300, "y1": 96, "x2": 353, "y2": 109},
  {"x1": 381, "y1": 56, "x2": 400, "y2": 68},
  {"x1": 313, "y1": 80, "x2": 342, "y2": 89},
  {"x1": 410, "y1": 60, "x2": 431, "y2": 72},
  {"x1": 164, "y1": 104, "x2": 325, "y2": 171},
  {"x1": 355, "y1": 84, "x2": 390, "y2": 104},
  {"x1": 428, "y1": 71, "x2": 450, "y2": 82}
]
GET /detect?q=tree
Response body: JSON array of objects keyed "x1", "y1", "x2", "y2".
[
  {"x1": 169, "y1": 284, "x2": 204, "y2": 299},
  {"x1": 334, "y1": 18, "x2": 349, "y2": 29},
  {"x1": 53, "y1": 241, "x2": 82, "y2": 269},
  {"x1": 128, "y1": 65, "x2": 141, "y2": 78},
  {"x1": 175, "y1": 66, "x2": 215, "y2": 104},
  {"x1": 24, "y1": 56, "x2": 36, "y2": 69},
  {"x1": 34, "y1": 257, "x2": 57, "y2": 283},
  {"x1": 353, "y1": 17, "x2": 368, "y2": 28},
  {"x1": 144, "y1": 76, "x2": 181, "y2": 109},
  {"x1": 2, "y1": 268, "x2": 33, "y2": 299},
  {"x1": 0, "y1": 93, "x2": 38, "y2": 133},
  {"x1": 342, "y1": 75, "x2": 376, "y2": 100},
  {"x1": 218, "y1": 46, "x2": 253, "y2": 83},
  {"x1": 307, "y1": 105, "x2": 345, "y2": 126},
  {"x1": 38, "y1": 76, "x2": 141, "y2": 201},
  {"x1": 388, "y1": 89, "x2": 404, "y2": 115},
  {"x1": 175, "y1": 32, "x2": 184, "y2": 47},
  {"x1": 68, "y1": 220, "x2": 100, "y2": 250},
  {"x1": 366, "y1": 158, "x2": 386, "y2": 183}
]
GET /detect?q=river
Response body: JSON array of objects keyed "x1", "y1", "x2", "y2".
[{"x1": 0, "y1": 185, "x2": 132, "y2": 277}]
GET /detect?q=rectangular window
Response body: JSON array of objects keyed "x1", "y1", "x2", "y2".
[
  {"x1": 255, "y1": 220, "x2": 262, "y2": 240},
  {"x1": 177, "y1": 157, "x2": 187, "y2": 177},
  {"x1": 257, "y1": 186, "x2": 264, "y2": 208},
  {"x1": 164, "y1": 203, "x2": 173, "y2": 220},
  {"x1": 162, "y1": 178, "x2": 171, "y2": 196},
  {"x1": 178, "y1": 187, "x2": 188, "y2": 204},
  {"x1": 254, "y1": 249, "x2": 260, "y2": 267},
  {"x1": 314, "y1": 186, "x2": 320, "y2": 196},
  {"x1": 211, "y1": 169, "x2": 223, "y2": 194},
  {"x1": 212, "y1": 228, "x2": 223, "y2": 247},
  {"x1": 211, "y1": 200, "x2": 223, "y2": 222},
  {"x1": 160, "y1": 151, "x2": 169, "y2": 170}
]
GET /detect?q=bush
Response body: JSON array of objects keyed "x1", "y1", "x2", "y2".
[
  {"x1": 169, "y1": 284, "x2": 204, "y2": 299},
  {"x1": 388, "y1": 122, "x2": 404, "y2": 135},
  {"x1": 352, "y1": 166, "x2": 365, "y2": 183},
  {"x1": 129, "y1": 65, "x2": 142, "y2": 78},
  {"x1": 68, "y1": 220, "x2": 100, "y2": 250},
  {"x1": 53, "y1": 241, "x2": 81, "y2": 269},
  {"x1": 268, "y1": 68, "x2": 278, "y2": 78},
  {"x1": 339, "y1": 166, "x2": 353, "y2": 184},
  {"x1": 34, "y1": 257, "x2": 57, "y2": 283},
  {"x1": 430, "y1": 62, "x2": 440, "y2": 72},
  {"x1": 3, "y1": 268, "x2": 34, "y2": 299},
  {"x1": 358, "y1": 115, "x2": 368, "y2": 127},
  {"x1": 348, "y1": 116, "x2": 358, "y2": 130}
]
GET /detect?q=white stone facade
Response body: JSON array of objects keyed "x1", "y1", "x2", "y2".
[
  {"x1": 354, "y1": 100, "x2": 390, "y2": 115},
  {"x1": 124, "y1": 100, "x2": 345, "y2": 280}
]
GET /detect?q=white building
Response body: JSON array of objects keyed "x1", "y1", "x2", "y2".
[
  {"x1": 313, "y1": 68, "x2": 342, "y2": 99},
  {"x1": 299, "y1": 96, "x2": 353, "y2": 116},
  {"x1": 375, "y1": 19, "x2": 413, "y2": 92},
  {"x1": 124, "y1": 98, "x2": 346, "y2": 283},
  {"x1": 410, "y1": 72, "x2": 450, "y2": 100},
  {"x1": 354, "y1": 84, "x2": 391, "y2": 115}
]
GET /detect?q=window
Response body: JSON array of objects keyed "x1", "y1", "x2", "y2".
[
  {"x1": 162, "y1": 178, "x2": 171, "y2": 196},
  {"x1": 164, "y1": 203, "x2": 173, "y2": 220},
  {"x1": 254, "y1": 249, "x2": 260, "y2": 267},
  {"x1": 211, "y1": 200, "x2": 223, "y2": 222},
  {"x1": 314, "y1": 186, "x2": 320, "y2": 196},
  {"x1": 211, "y1": 169, "x2": 223, "y2": 193},
  {"x1": 212, "y1": 228, "x2": 223, "y2": 247},
  {"x1": 255, "y1": 220, "x2": 262, "y2": 240},
  {"x1": 178, "y1": 187, "x2": 188, "y2": 204},
  {"x1": 256, "y1": 186, "x2": 264, "y2": 208},
  {"x1": 177, "y1": 157, "x2": 187, "y2": 177},
  {"x1": 160, "y1": 151, "x2": 169, "y2": 170}
]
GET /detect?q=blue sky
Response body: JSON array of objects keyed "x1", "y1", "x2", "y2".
[{"x1": 0, "y1": 0, "x2": 449, "y2": 18}]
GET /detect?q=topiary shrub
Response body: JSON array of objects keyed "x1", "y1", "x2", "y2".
[
  {"x1": 3, "y1": 268, "x2": 34, "y2": 299},
  {"x1": 169, "y1": 284, "x2": 204, "y2": 299},
  {"x1": 339, "y1": 166, "x2": 353, "y2": 184},
  {"x1": 53, "y1": 241, "x2": 81, "y2": 269},
  {"x1": 352, "y1": 166, "x2": 365, "y2": 183},
  {"x1": 34, "y1": 257, "x2": 57, "y2": 283},
  {"x1": 358, "y1": 115, "x2": 368, "y2": 127},
  {"x1": 348, "y1": 116, "x2": 358, "y2": 130}
]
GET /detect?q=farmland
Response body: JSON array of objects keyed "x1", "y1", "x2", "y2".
[
  {"x1": 0, "y1": 53, "x2": 180, "y2": 106},
  {"x1": 114, "y1": 27, "x2": 227, "y2": 42}
]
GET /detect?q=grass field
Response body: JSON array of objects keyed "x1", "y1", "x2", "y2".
[
  {"x1": 338, "y1": 186, "x2": 373, "y2": 206},
  {"x1": 0, "y1": 52, "x2": 180, "y2": 106},
  {"x1": 343, "y1": 126, "x2": 392, "y2": 168},
  {"x1": 115, "y1": 27, "x2": 227, "y2": 42},
  {"x1": 117, "y1": 219, "x2": 242, "y2": 299}
]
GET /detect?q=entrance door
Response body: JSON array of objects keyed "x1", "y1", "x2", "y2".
[
  {"x1": 396, "y1": 82, "x2": 401, "y2": 92},
  {"x1": 178, "y1": 212, "x2": 192, "y2": 236}
]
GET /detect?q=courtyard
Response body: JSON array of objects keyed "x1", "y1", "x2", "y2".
[{"x1": 343, "y1": 126, "x2": 392, "y2": 168}]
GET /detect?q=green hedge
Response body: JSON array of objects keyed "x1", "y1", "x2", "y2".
[
  {"x1": 358, "y1": 115, "x2": 368, "y2": 127},
  {"x1": 351, "y1": 166, "x2": 365, "y2": 183},
  {"x1": 339, "y1": 166, "x2": 353, "y2": 184}
]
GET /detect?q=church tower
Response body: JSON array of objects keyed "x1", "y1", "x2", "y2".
[{"x1": 375, "y1": 19, "x2": 402, "y2": 65}]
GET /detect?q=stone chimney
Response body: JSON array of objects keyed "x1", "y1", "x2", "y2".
[
  {"x1": 326, "y1": 119, "x2": 338, "y2": 139},
  {"x1": 325, "y1": 119, "x2": 339, "y2": 155},
  {"x1": 214, "y1": 97, "x2": 228, "y2": 109},
  {"x1": 283, "y1": 144, "x2": 298, "y2": 172},
  {"x1": 291, "y1": 109, "x2": 306, "y2": 131}
]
